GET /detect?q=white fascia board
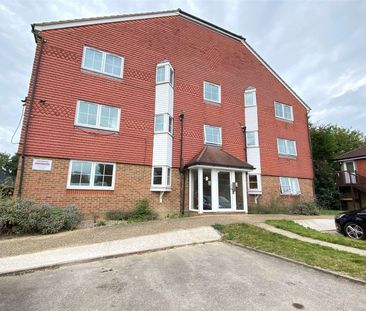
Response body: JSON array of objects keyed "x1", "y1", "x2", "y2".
[
  {"x1": 188, "y1": 165, "x2": 253, "y2": 172},
  {"x1": 33, "y1": 11, "x2": 180, "y2": 31}
]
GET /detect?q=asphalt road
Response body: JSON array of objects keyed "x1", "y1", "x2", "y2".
[{"x1": 0, "y1": 242, "x2": 365, "y2": 311}]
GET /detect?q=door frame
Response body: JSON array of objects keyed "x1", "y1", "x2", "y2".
[{"x1": 188, "y1": 165, "x2": 250, "y2": 213}]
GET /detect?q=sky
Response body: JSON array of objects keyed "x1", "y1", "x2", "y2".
[{"x1": 0, "y1": 0, "x2": 365, "y2": 154}]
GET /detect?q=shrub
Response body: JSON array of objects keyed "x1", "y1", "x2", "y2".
[
  {"x1": 0, "y1": 199, "x2": 81, "y2": 235},
  {"x1": 249, "y1": 198, "x2": 289, "y2": 214},
  {"x1": 289, "y1": 201, "x2": 320, "y2": 216},
  {"x1": 129, "y1": 198, "x2": 158, "y2": 221},
  {"x1": 105, "y1": 210, "x2": 130, "y2": 221},
  {"x1": 96, "y1": 220, "x2": 106, "y2": 226},
  {"x1": 63, "y1": 205, "x2": 81, "y2": 230}
]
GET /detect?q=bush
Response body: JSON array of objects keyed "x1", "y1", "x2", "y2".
[
  {"x1": 248, "y1": 198, "x2": 289, "y2": 214},
  {"x1": 63, "y1": 205, "x2": 81, "y2": 230},
  {"x1": 289, "y1": 201, "x2": 320, "y2": 216},
  {"x1": 0, "y1": 199, "x2": 81, "y2": 235},
  {"x1": 105, "y1": 199, "x2": 158, "y2": 223},
  {"x1": 105, "y1": 210, "x2": 130, "y2": 221}
]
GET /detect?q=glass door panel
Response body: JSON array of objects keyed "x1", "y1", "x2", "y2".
[
  {"x1": 218, "y1": 171, "x2": 231, "y2": 209},
  {"x1": 192, "y1": 169, "x2": 198, "y2": 209},
  {"x1": 235, "y1": 172, "x2": 244, "y2": 210},
  {"x1": 203, "y1": 169, "x2": 212, "y2": 210}
]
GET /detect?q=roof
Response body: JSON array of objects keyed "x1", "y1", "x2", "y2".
[
  {"x1": 336, "y1": 145, "x2": 366, "y2": 161},
  {"x1": 185, "y1": 146, "x2": 254, "y2": 170},
  {"x1": 31, "y1": 9, "x2": 310, "y2": 111}
]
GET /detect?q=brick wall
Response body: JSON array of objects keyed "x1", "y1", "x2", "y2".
[
  {"x1": 15, "y1": 156, "x2": 185, "y2": 219},
  {"x1": 248, "y1": 175, "x2": 314, "y2": 206},
  {"x1": 355, "y1": 159, "x2": 366, "y2": 177}
]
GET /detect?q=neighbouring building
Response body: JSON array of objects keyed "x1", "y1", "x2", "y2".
[
  {"x1": 336, "y1": 146, "x2": 366, "y2": 210},
  {"x1": 15, "y1": 9, "x2": 314, "y2": 218}
]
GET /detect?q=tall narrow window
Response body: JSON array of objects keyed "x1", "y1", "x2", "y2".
[
  {"x1": 244, "y1": 88, "x2": 256, "y2": 107},
  {"x1": 154, "y1": 114, "x2": 165, "y2": 132},
  {"x1": 153, "y1": 167, "x2": 163, "y2": 185},
  {"x1": 246, "y1": 131, "x2": 258, "y2": 147},
  {"x1": 248, "y1": 174, "x2": 259, "y2": 190},
  {"x1": 82, "y1": 47, "x2": 124, "y2": 78},
  {"x1": 204, "y1": 125, "x2": 222, "y2": 145},
  {"x1": 156, "y1": 66, "x2": 166, "y2": 83},
  {"x1": 204, "y1": 81, "x2": 221, "y2": 103}
]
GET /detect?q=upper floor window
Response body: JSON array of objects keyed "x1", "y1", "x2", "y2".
[
  {"x1": 204, "y1": 125, "x2": 222, "y2": 145},
  {"x1": 154, "y1": 114, "x2": 173, "y2": 134},
  {"x1": 68, "y1": 160, "x2": 115, "y2": 190},
  {"x1": 275, "y1": 102, "x2": 293, "y2": 121},
  {"x1": 280, "y1": 177, "x2": 300, "y2": 195},
  {"x1": 277, "y1": 138, "x2": 297, "y2": 157},
  {"x1": 82, "y1": 46, "x2": 124, "y2": 78},
  {"x1": 76, "y1": 100, "x2": 120, "y2": 132},
  {"x1": 246, "y1": 131, "x2": 258, "y2": 147},
  {"x1": 244, "y1": 88, "x2": 256, "y2": 107},
  {"x1": 156, "y1": 63, "x2": 174, "y2": 86},
  {"x1": 204, "y1": 81, "x2": 221, "y2": 103}
]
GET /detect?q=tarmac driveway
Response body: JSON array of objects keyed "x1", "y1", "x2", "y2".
[{"x1": 0, "y1": 242, "x2": 365, "y2": 311}]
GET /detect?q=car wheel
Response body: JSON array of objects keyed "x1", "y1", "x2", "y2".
[{"x1": 344, "y1": 222, "x2": 365, "y2": 240}]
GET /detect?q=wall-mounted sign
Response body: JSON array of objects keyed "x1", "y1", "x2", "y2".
[{"x1": 32, "y1": 159, "x2": 52, "y2": 171}]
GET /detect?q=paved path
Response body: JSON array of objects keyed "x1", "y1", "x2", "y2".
[
  {"x1": 295, "y1": 219, "x2": 336, "y2": 231},
  {"x1": 259, "y1": 223, "x2": 366, "y2": 256},
  {"x1": 1, "y1": 242, "x2": 364, "y2": 311},
  {"x1": 0, "y1": 214, "x2": 332, "y2": 258},
  {"x1": 0, "y1": 227, "x2": 220, "y2": 275}
]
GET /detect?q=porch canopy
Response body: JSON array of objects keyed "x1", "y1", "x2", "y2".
[{"x1": 185, "y1": 146, "x2": 254, "y2": 170}]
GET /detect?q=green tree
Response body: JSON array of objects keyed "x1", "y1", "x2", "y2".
[
  {"x1": 0, "y1": 153, "x2": 18, "y2": 184},
  {"x1": 310, "y1": 124, "x2": 366, "y2": 209}
]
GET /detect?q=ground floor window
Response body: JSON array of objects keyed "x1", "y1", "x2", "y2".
[
  {"x1": 279, "y1": 177, "x2": 301, "y2": 195},
  {"x1": 151, "y1": 166, "x2": 172, "y2": 190},
  {"x1": 67, "y1": 160, "x2": 115, "y2": 190}
]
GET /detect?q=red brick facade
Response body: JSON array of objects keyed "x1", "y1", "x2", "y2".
[
  {"x1": 355, "y1": 159, "x2": 366, "y2": 177},
  {"x1": 15, "y1": 12, "x2": 314, "y2": 216}
]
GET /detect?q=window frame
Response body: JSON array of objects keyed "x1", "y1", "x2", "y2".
[
  {"x1": 75, "y1": 100, "x2": 121, "y2": 132},
  {"x1": 277, "y1": 138, "x2": 297, "y2": 157},
  {"x1": 82, "y1": 46, "x2": 124, "y2": 79},
  {"x1": 203, "y1": 81, "x2": 221, "y2": 104},
  {"x1": 152, "y1": 167, "x2": 163, "y2": 186},
  {"x1": 244, "y1": 89, "x2": 257, "y2": 107},
  {"x1": 204, "y1": 125, "x2": 222, "y2": 146},
  {"x1": 67, "y1": 160, "x2": 116, "y2": 190},
  {"x1": 154, "y1": 113, "x2": 173, "y2": 135},
  {"x1": 246, "y1": 131, "x2": 258, "y2": 147},
  {"x1": 274, "y1": 102, "x2": 294, "y2": 121},
  {"x1": 248, "y1": 174, "x2": 259, "y2": 190},
  {"x1": 279, "y1": 177, "x2": 301, "y2": 195},
  {"x1": 156, "y1": 63, "x2": 174, "y2": 87}
]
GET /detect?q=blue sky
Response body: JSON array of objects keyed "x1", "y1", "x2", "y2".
[{"x1": 1, "y1": 0, "x2": 365, "y2": 154}]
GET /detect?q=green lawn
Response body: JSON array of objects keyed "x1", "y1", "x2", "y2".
[
  {"x1": 214, "y1": 223, "x2": 366, "y2": 281},
  {"x1": 319, "y1": 209, "x2": 345, "y2": 215},
  {"x1": 266, "y1": 219, "x2": 366, "y2": 250}
]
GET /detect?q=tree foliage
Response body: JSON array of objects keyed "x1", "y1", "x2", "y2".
[
  {"x1": 310, "y1": 124, "x2": 366, "y2": 209},
  {"x1": 0, "y1": 153, "x2": 18, "y2": 185}
]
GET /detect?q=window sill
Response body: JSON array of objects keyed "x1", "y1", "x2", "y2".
[
  {"x1": 244, "y1": 104, "x2": 256, "y2": 108},
  {"x1": 280, "y1": 193, "x2": 301, "y2": 196},
  {"x1": 275, "y1": 117, "x2": 294, "y2": 124},
  {"x1": 150, "y1": 186, "x2": 172, "y2": 192},
  {"x1": 278, "y1": 154, "x2": 297, "y2": 160},
  {"x1": 67, "y1": 186, "x2": 114, "y2": 191},
  {"x1": 81, "y1": 68, "x2": 123, "y2": 80},
  {"x1": 74, "y1": 125, "x2": 119, "y2": 134},
  {"x1": 247, "y1": 145, "x2": 259, "y2": 148},
  {"x1": 248, "y1": 190, "x2": 262, "y2": 195}
]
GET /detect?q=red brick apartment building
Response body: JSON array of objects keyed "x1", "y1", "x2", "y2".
[{"x1": 15, "y1": 9, "x2": 314, "y2": 218}]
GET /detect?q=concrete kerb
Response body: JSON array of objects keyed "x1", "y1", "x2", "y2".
[{"x1": 0, "y1": 226, "x2": 222, "y2": 277}]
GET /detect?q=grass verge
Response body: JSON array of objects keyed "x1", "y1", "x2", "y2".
[
  {"x1": 214, "y1": 223, "x2": 366, "y2": 281},
  {"x1": 319, "y1": 209, "x2": 345, "y2": 216},
  {"x1": 266, "y1": 219, "x2": 366, "y2": 250}
]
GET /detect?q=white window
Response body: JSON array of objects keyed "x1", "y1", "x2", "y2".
[
  {"x1": 204, "y1": 125, "x2": 222, "y2": 145},
  {"x1": 280, "y1": 177, "x2": 301, "y2": 195},
  {"x1": 248, "y1": 174, "x2": 259, "y2": 190},
  {"x1": 275, "y1": 102, "x2": 293, "y2": 121},
  {"x1": 277, "y1": 138, "x2": 297, "y2": 156},
  {"x1": 156, "y1": 63, "x2": 174, "y2": 86},
  {"x1": 244, "y1": 89, "x2": 256, "y2": 107},
  {"x1": 167, "y1": 167, "x2": 171, "y2": 186},
  {"x1": 153, "y1": 167, "x2": 163, "y2": 185},
  {"x1": 204, "y1": 81, "x2": 221, "y2": 103},
  {"x1": 82, "y1": 46, "x2": 124, "y2": 78},
  {"x1": 67, "y1": 160, "x2": 115, "y2": 190},
  {"x1": 154, "y1": 114, "x2": 173, "y2": 134},
  {"x1": 246, "y1": 131, "x2": 258, "y2": 147},
  {"x1": 76, "y1": 101, "x2": 120, "y2": 131}
]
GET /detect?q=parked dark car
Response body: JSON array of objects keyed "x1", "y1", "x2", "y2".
[{"x1": 335, "y1": 208, "x2": 366, "y2": 240}]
